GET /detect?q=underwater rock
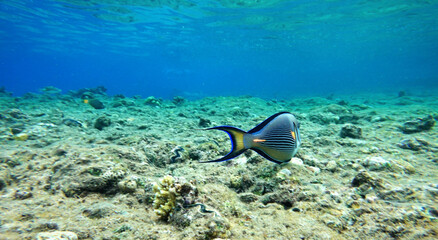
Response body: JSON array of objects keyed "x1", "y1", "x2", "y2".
[
  {"x1": 14, "y1": 190, "x2": 33, "y2": 200},
  {"x1": 378, "y1": 187, "x2": 417, "y2": 202},
  {"x1": 307, "y1": 166, "x2": 321, "y2": 175},
  {"x1": 198, "y1": 117, "x2": 211, "y2": 128},
  {"x1": 260, "y1": 189, "x2": 297, "y2": 209},
  {"x1": 10, "y1": 125, "x2": 24, "y2": 134},
  {"x1": 144, "y1": 96, "x2": 162, "y2": 107},
  {"x1": 36, "y1": 231, "x2": 78, "y2": 240},
  {"x1": 371, "y1": 115, "x2": 389, "y2": 122},
  {"x1": 351, "y1": 170, "x2": 383, "y2": 188},
  {"x1": 112, "y1": 99, "x2": 135, "y2": 108},
  {"x1": 82, "y1": 203, "x2": 115, "y2": 219},
  {"x1": 324, "y1": 104, "x2": 351, "y2": 115},
  {"x1": 63, "y1": 177, "x2": 108, "y2": 197},
  {"x1": 101, "y1": 166, "x2": 128, "y2": 181},
  {"x1": 251, "y1": 179, "x2": 277, "y2": 195},
  {"x1": 39, "y1": 86, "x2": 62, "y2": 95},
  {"x1": 69, "y1": 86, "x2": 107, "y2": 98},
  {"x1": 13, "y1": 132, "x2": 28, "y2": 141},
  {"x1": 6, "y1": 108, "x2": 27, "y2": 119},
  {"x1": 62, "y1": 166, "x2": 128, "y2": 197},
  {"x1": 94, "y1": 116, "x2": 111, "y2": 130},
  {"x1": 399, "y1": 115, "x2": 435, "y2": 133},
  {"x1": 187, "y1": 149, "x2": 202, "y2": 161},
  {"x1": 278, "y1": 168, "x2": 292, "y2": 177},
  {"x1": 117, "y1": 176, "x2": 139, "y2": 193},
  {"x1": 113, "y1": 94, "x2": 125, "y2": 99},
  {"x1": 172, "y1": 96, "x2": 186, "y2": 105},
  {"x1": 62, "y1": 118, "x2": 83, "y2": 127},
  {"x1": 0, "y1": 86, "x2": 12, "y2": 96},
  {"x1": 309, "y1": 112, "x2": 339, "y2": 124},
  {"x1": 398, "y1": 90, "x2": 406, "y2": 97},
  {"x1": 88, "y1": 99, "x2": 105, "y2": 109},
  {"x1": 167, "y1": 209, "x2": 193, "y2": 229},
  {"x1": 0, "y1": 166, "x2": 11, "y2": 190},
  {"x1": 340, "y1": 124, "x2": 362, "y2": 139},
  {"x1": 321, "y1": 213, "x2": 345, "y2": 232},
  {"x1": 0, "y1": 178, "x2": 6, "y2": 191},
  {"x1": 325, "y1": 160, "x2": 338, "y2": 172},
  {"x1": 360, "y1": 156, "x2": 390, "y2": 171},
  {"x1": 337, "y1": 114, "x2": 361, "y2": 124},
  {"x1": 80, "y1": 91, "x2": 94, "y2": 99},
  {"x1": 229, "y1": 174, "x2": 255, "y2": 193},
  {"x1": 37, "y1": 221, "x2": 59, "y2": 231},
  {"x1": 202, "y1": 218, "x2": 231, "y2": 239},
  {"x1": 290, "y1": 157, "x2": 304, "y2": 166},
  {"x1": 397, "y1": 138, "x2": 428, "y2": 151},
  {"x1": 239, "y1": 193, "x2": 259, "y2": 203},
  {"x1": 337, "y1": 99, "x2": 349, "y2": 106},
  {"x1": 53, "y1": 148, "x2": 67, "y2": 156}
]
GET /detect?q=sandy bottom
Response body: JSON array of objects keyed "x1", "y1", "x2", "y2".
[{"x1": 0, "y1": 89, "x2": 437, "y2": 239}]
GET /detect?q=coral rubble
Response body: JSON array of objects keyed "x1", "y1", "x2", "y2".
[{"x1": 0, "y1": 88, "x2": 437, "y2": 239}]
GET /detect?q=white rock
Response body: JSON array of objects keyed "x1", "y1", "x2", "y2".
[
  {"x1": 361, "y1": 156, "x2": 390, "y2": 171},
  {"x1": 302, "y1": 155, "x2": 319, "y2": 166},
  {"x1": 307, "y1": 166, "x2": 321, "y2": 175},
  {"x1": 36, "y1": 231, "x2": 78, "y2": 240},
  {"x1": 279, "y1": 169, "x2": 292, "y2": 177},
  {"x1": 290, "y1": 157, "x2": 303, "y2": 165},
  {"x1": 326, "y1": 160, "x2": 338, "y2": 172}
]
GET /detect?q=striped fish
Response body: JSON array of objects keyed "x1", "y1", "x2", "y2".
[{"x1": 202, "y1": 112, "x2": 301, "y2": 164}]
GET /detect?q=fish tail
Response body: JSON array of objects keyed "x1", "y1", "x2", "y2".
[{"x1": 200, "y1": 126, "x2": 248, "y2": 163}]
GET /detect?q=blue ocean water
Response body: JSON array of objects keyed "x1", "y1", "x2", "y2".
[{"x1": 1, "y1": 0, "x2": 437, "y2": 99}]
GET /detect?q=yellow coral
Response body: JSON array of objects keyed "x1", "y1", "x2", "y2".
[{"x1": 153, "y1": 175, "x2": 177, "y2": 220}]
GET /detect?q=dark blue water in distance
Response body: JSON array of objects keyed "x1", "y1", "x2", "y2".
[{"x1": 1, "y1": 0, "x2": 438, "y2": 99}]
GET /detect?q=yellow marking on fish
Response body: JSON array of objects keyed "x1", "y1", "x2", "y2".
[
  {"x1": 254, "y1": 139, "x2": 266, "y2": 142},
  {"x1": 291, "y1": 131, "x2": 296, "y2": 140},
  {"x1": 83, "y1": 99, "x2": 89, "y2": 104}
]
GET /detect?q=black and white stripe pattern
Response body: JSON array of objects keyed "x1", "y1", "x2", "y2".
[{"x1": 259, "y1": 126, "x2": 295, "y2": 151}]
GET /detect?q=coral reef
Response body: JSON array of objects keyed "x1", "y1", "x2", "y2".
[
  {"x1": 152, "y1": 175, "x2": 177, "y2": 219},
  {"x1": 152, "y1": 175, "x2": 199, "y2": 220},
  {"x1": 39, "y1": 86, "x2": 62, "y2": 95},
  {"x1": 0, "y1": 88, "x2": 437, "y2": 239}
]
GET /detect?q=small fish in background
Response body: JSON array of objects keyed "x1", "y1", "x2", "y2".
[
  {"x1": 202, "y1": 112, "x2": 301, "y2": 164},
  {"x1": 83, "y1": 98, "x2": 105, "y2": 109}
]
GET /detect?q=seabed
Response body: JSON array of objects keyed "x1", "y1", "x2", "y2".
[{"x1": 0, "y1": 87, "x2": 437, "y2": 239}]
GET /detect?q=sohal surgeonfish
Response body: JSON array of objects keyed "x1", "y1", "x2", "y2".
[{"x1": 202, "y1": 112, "x2": 301, "y2": 164}]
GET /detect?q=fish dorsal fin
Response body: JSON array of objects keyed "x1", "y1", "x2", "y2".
[{"x1": 248, "y1": 112, "x2": 291, "y2": 134}]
